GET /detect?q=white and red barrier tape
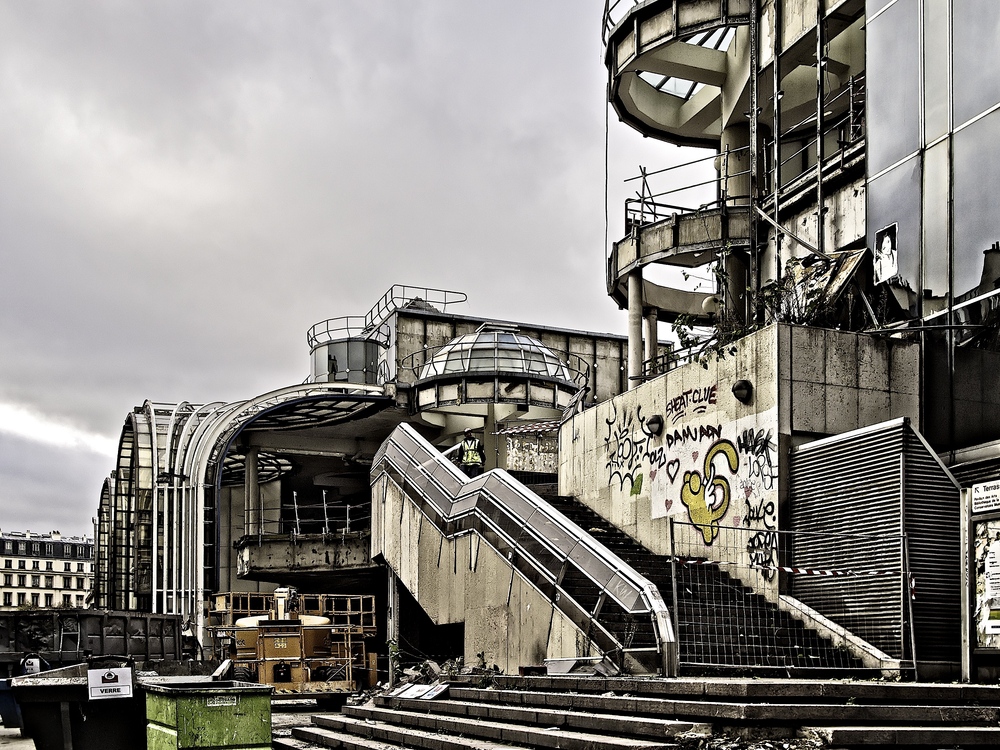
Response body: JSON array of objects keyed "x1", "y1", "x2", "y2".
[{"x1": 671, "y1": 557, "x2": 916, "y2": 600}]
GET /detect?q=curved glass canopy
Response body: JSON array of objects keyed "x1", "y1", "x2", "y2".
[{"x1": 418, "y1": 330, "x2": 575, "y2": 384}]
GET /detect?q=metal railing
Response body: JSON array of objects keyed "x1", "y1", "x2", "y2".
[
  {"x1": 670, "y1": 520, "x2": 912, "y2": 671},
  {"x1": 246, "y1": 492, "x2": 372, "y2": 539},
  {"x1": 306, "y1": 316, "x2": 390, "y2": 350},
  {"x1": 372, "y1": 423, "x2": 676, "y2": 675},
  {"x1": 363, "y1": 284, "x2": 467, "y2": 330},
  {"x1": 767, "y1": 73, "x2": 866, "y2": 194},
  {"x1": 602, "y1": 0, "x2": 638, "y2": 41},
  {"x1": 623, "y1": 147, "x2": 751, "y2": 233}
]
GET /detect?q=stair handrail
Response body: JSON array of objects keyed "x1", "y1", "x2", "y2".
[{"x1": 371, "y1": 423, "x2": 677, "y2": 675}]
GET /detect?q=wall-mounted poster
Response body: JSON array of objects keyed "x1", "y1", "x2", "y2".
[
  {"x1": 874, "y1": 223, "x2": 898, "y2": 284},
  {"x1": 974, "y1": 520, "x2": 1000, "y2": 644}
]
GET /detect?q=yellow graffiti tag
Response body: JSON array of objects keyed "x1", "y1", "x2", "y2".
[{"x1": 680, "y1": 439, "x2": 739, "y2": 544}]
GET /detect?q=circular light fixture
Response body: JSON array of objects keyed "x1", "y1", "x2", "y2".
[{"x1": 732, "y1": 380, "x2": 753, "y2": 404}]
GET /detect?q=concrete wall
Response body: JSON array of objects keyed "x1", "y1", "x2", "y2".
[
  {"x1": 558, "y1": 323, "x2": 922, "y2": 599},
  {"x1": 560, "y1": 325, "x2": 782, "y2": 596},
  {"x1": 778, "y1": 325, "x2": 919, "y2": 435},
  {"x1": 371, "y1": 475, "x2": 596, "y2": 673}
]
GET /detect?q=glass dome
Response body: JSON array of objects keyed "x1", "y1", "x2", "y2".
[{"x1": 418, "y1": 330, "x2": 575, "y2": 383}]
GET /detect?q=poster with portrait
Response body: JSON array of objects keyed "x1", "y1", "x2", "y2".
[{"x1": 874, "y1": 223, "x2": 898, "y2": 284}]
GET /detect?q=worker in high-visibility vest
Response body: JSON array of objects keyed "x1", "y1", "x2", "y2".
[{"x1": 445, "y1": 429, "x2": 486, "y2": 477}]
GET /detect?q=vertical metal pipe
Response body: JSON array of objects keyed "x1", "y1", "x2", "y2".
[
  {"x1": 772, "y1": 0, "x2": 783, "y2": 283},
  {"x1": 293, "y1": 491, "x2": 301, "y2": 535},
  {"x1": 748, "y1": 0, "x2": 760, "y2": 319},
  {"x1": 669, "y1": 518, "x2": 680, "y2": 659},
  {"x1": 627, "y1": 270, "x2": 644, "y2": 387},
  {"x1": 815, "y1": 1, "x2": 825, "y2": 259},
  {"x1": 322, "y1": 489, "x2": 329, "y2": 535},
  {"x1": 245, "y1": 447, "x2": 260, "y2": 536}
]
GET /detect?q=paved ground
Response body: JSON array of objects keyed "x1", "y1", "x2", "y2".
[
  {"x1": 0, "y1": 727, "x2": 32, "y2": 748},
  {"x1": 0, "y1": 704, "x2": 320, "y2": 748}
]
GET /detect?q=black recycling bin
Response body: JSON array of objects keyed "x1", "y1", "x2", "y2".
[{"x1": 10, "y1": 658, "x2": 151, "y2": 750}]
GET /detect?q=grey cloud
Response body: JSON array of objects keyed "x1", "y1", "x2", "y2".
[{"x1": 0, "y1": 0, "x2": 685, "y2": 531}]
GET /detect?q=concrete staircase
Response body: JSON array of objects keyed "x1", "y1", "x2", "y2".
[
  {"x1": 537, "y1": 490, "x2": 866, "y2": 675},
  {"x1": 273, "y1": 675, "x2": 1000, "y2": 749}
]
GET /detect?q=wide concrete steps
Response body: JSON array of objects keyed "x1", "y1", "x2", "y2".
[
  {"x1": 806, "y1": 724, "x2": 1000, "y2": 746},
  {"x1": 278, "y1": 675, "x2": 1000, "y2": 749},
  {"x1": 377, "y1": 694, "x2": 711, "y2": 738},
  {"x1": 537, "y1": 491, "x2": 867, "y2": 674},
  {"x1": 449, "y1": 686, "x2": 1000, "y2": 725},
  {"x1": 283, "y1": 706, "x2": 681, "y2": 750}
]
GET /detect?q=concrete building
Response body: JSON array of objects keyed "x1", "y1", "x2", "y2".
[
  {"x1": 0, "y1": 530, "x2": 94, "y2": 611},
  {"x1": 569, "y1": 0, "x2": 1000, "y2": 679},
  {"x1": 93, "y1": 286, "x2": 638, "y2": 658},
  {"x1": 94, "y1": 1, "x2": 1000, "y2": 682}
]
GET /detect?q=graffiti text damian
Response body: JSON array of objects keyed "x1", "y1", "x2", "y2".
[{"x1": 605, "y1": 399, "x2": 779, "y2": 567}]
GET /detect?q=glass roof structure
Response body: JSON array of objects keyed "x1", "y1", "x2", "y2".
[
  {"x1": 636, "y1": 28, "x2": 736, "y2": 102},
  {"x1": 417, "y1": 329, "x2": 580, "y2": 386}
]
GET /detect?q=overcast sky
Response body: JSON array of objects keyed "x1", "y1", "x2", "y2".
[{"x1": 0, "y1": 1, "x2": 703, "y2": 537}]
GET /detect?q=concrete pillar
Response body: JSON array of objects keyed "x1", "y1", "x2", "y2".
[
  {"x1": 644, "y1": 309, "x2": 659, "y2": 365},
  {"x1": 720, "y1": 124, "x2": 753, "y2": 324},
  {"x1": 387, "y1": 568, "x2": 400, "y2": 685},
  {"x1": 720, "y1": 124, "x2": 751, "y2": 207},
  {"x1": 483, "y1": 403, "x2": 497, "y2": 471},
  {"x1": 627, "y1": 270, "x2": 644, "y2": 389},
  {"x1": 244, "y1": 447, "x2": 259, "y2": 536}
]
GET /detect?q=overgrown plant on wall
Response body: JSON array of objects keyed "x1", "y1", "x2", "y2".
[{"x1": 671, "y1": 250, "x2": 888, "y2": 370}]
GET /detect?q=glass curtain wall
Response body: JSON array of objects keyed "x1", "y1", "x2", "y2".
[{"x1": 867, "y1": 0, "x2": 1000, "y2": 450}]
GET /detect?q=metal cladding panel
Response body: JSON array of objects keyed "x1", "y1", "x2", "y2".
[
  {"x1": 791, "y1": 423, "x2": 907, "y2": 657},
  {"x1": 790, "y1": 420, "x2": 961, "y2": 664},
  {"x1": 902, "y1": 429, "x2": 961, "y2": 663}
]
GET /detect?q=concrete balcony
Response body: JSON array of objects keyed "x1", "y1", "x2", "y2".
[
  {"x1": 605, "y1": 0, "x2": 752, "y2": 147},
  {"x1": 608, "y1": 205, "x2": 751, "y2": 324},
  {"x1": 236, "y1": 531, "x2": 380, "y2": 588}
]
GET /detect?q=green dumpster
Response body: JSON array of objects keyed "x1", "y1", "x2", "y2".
[{"x1": 145, "y1": 680, "x2": 272, "y2": 750}]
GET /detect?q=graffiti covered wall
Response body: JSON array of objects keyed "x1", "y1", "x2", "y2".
[{"x1": 560, "y1": 325, "x2": 781, "y2": 595}]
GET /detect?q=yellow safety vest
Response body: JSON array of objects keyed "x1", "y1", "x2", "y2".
[{"x1": 460, "y1": 439, "x2": 483, "y2": 466}]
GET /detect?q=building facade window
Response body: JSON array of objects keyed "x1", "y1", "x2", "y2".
[
  {"x1": 17, "y1": 593, "x2": 25, "y2": 607},
  {"x1": 3, "y1": 574, "x2": 10, "y2": 586},
  {"x1": 44, "y1": 576, "x2": 53, "y2": 588},
  {"x1": 17, "y1": 575, "x2": 25, "y2": 587},
  {"x1": 31, "y1": 575, "x2": 39, "y2": 588},
  {"x1": 2, "y1": 593, "x2": 10, "y2": 607},
  {"x1": 44, "y1": 594, "x2": 52, "y2": 607},
  {"x1": 30, "y1": 594, "x2": 39, "y2": 607}
]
